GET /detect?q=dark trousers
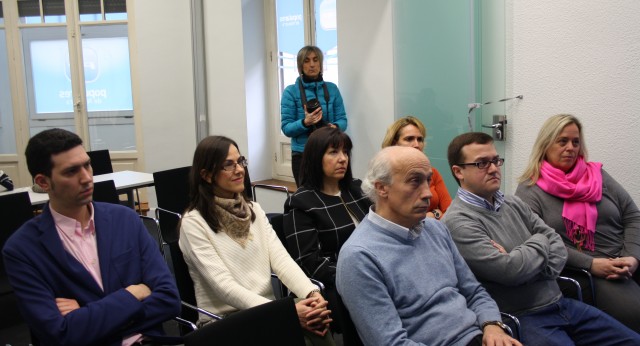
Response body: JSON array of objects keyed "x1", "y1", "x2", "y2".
[
  {"x1": 292, "y1": 151, "x2": 303, "y2": 187},
  {"x1": 517, "y1": 297, "x2": 640, "y2": 346}
]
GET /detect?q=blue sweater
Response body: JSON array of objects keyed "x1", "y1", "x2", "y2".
[
  {"x1": 336, "y1": 210, "x2": 501, "y2": 346},
  {"x1": 280, "y1": 76, "x2": 347, "y2": 153}
]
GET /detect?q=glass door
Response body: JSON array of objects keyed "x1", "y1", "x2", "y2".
[{"x1": 392, "y1": 0, "x2": 507, "y2": 194}]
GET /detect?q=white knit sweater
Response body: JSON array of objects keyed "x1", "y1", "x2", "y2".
[{"x1": 179, "y1": 202, "x2": 318, "y2": 321}]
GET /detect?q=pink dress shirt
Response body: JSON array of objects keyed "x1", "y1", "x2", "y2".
[{"x1": 51, "y1": 203, "x2": 142, "y2": 346}]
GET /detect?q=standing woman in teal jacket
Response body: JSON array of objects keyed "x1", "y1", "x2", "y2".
[{"x1": 281, "y1": 45, "x2": 347, "y2": 186}]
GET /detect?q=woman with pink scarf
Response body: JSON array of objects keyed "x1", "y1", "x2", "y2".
[{"x1": 516, "y1": 114, "x2": 640, "y2": 333}]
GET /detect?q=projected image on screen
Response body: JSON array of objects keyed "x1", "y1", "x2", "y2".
[{"x1": 30, "y1": 37, "x2": 133, "y2": 115}]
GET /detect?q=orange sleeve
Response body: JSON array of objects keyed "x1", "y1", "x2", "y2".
[{"x1": 430, "y1": 168, "x2": 452, "y2": 213}]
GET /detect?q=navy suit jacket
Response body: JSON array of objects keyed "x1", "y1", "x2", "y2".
[{"x1": 2, "y1": 202, "x2": 181, "y2": 346}]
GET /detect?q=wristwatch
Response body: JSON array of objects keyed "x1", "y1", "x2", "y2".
[
  {"x1": 432, "y1": 209, "x2": 442, "y2": 220},
  {"x1": 481, "y1": 320, "x2": 511, "y2": 334}
]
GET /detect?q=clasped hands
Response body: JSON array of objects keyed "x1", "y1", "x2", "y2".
[
  {"x1": 295, "y1": 293, "x2": 333, "y2": 336},
  {"x1": 591, "y1": 257, "x2": 639, "y2": 280}
]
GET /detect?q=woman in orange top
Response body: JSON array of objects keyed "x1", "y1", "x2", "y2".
[{"x1": 381, "y1": 116, "x2": 452, "y2": 220}]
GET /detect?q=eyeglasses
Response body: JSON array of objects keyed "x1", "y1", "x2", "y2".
[
  {"x1": 221, "y1": 156, "x2": 248, "y2": 172},
  {"x1": 457, "y1": 157, "x2": 505, "y2": 169}
]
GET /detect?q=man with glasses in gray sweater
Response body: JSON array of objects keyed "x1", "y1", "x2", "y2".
[{"x1": 443, "y1": 132, "x2": 640, "y2": 346}]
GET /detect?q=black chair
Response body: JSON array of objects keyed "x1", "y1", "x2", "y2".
[
  {"x1": 267, "y1": 213, "x2": 287, "y2": 248},
  {"x1": 154, "y1": 208, "x2": 198, "y2": 332},
  {"x1": 156, "y1": 207, "x2": 182, "y2": 245},
  {"x1": 500, "y1": 312, "x2": 521, "y2": 341},
  {"x1": 140, "y1": 215, "x2": 164, "y2": 255},
  {"x1": 0, "y1": 191, "x2": 34, "y2": 239},
  {"x1": 153, "y1": 166, "x2": 191, "y2": 214},
  {"x1": 87, "y1": 149, "x2": 113, "y2": 175},
  {"x1": 557, "y1": 275, "x2": 584, "y2": 302},
  {"x1": 252, "y1": 183, "x2": 290, "y2": 203},
  {"x1": 0, "y1": 192, "x2": 34, "y2": 335},
  {"x1": 92, "y1": 180, "x2": 120, "y2": 205},
  {"x1": 88, "y1": 149, "x2": 142, "y2": 210},
  {"x1": 560, "y1": 266, "x2": 596, "y2": 305}
]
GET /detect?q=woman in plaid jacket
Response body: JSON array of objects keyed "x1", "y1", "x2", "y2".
[{"x1": 283, "y1": 127, "x2": 371, "y2": 338}]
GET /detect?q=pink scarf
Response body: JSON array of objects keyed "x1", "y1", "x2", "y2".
[{"x1": 536, "y1": 157, "x2": 602, "y2": 251}]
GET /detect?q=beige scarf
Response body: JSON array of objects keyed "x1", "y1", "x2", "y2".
[{"x1": 214, "y1": 194, "x2": 253, "y2": 247}]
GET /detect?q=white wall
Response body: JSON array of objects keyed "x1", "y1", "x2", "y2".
[
  {"x1": 337, "y1": 0, "x2": 396, "y2": 179},
  {"x1": 506, "y1": 1, "x2": 640, "y2": 202},
  {"x1": 131, "y1": 1, "x2": 198, "y2": 206},
  {"x1": 242, "y1": 0, "x2": 271, "y2": 182},
  {"x1": 203, "y1": 1, "x2": 249, "y2": 157}
]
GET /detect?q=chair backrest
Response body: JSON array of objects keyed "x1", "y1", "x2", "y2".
[
  {"x1": 167, "y1": 237, "x2": 198, "y2": 328},
  {"x1": 87, "y1": 149, "x2": 113, "y2": 175},
  {"x1": 140, "y1": 215, "x2": 164, "y2": 255},
  {"x1": 252, "y1": 184, "x2": 290, "y2": 214},
  {"x1": 156, "y1": 207, "x2": 182, "y2": 244},
  {"x1": 0, "y1": 192, "x2": 34, "y2": 293},
  {"x1": 92, "y1": 180, "x2": 120, "y2": 205},
  {"x1": 0, "y1": 191, "x2": 34, "y2": 331},
  {"x1": 0, "y1": 191, "x2": 33, "y2": 238},
  {"x1": 267, "y1": 213, "x2": 287, "y2": 251},
  {"x1": 153, "y1": 166, "x2": 191, "y2": 214}
]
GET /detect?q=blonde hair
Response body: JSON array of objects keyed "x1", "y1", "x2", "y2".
[
  {"x1": 381, "y1": 116, "x2": 427, "y2": 148},
  {"x1": 519, "y1": 114, "x2": 588, "y2": 184}
]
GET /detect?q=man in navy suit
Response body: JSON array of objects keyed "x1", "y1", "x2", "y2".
[{"x1": 2, "y1": 129, "x2": 180, "y2": 346}]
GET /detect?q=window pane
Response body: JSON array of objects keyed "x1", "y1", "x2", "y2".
[
  {"x1": 104, "y1": 0, "x2": 126, "y2": 21},
  {"x1": 43, "y1": 0, "x2": 66, "y2": 23},
  {"x1": 21, "y1": 26, "x2": 75, "y2": 136},
  {"x1": 81, "y1": 24, "x2": 135, "y2": 150},
  {"x1": 18, "y1": 0, "x2": 42, "y2": 24},
  {"x1": 78, "y1": 0, "x2": 102, "y2": 22},
  {"x1": 0, "y1": 28, "x2": 17, "y2": 154},
  {"x1": 276, "y1": 0, "x2": 304, "y2": 96},
  {"x1": 315, "y1": 0, "x2": 338, "y2": 85}
]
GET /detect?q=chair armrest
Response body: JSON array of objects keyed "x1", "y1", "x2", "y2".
[
  {"x1": 499, "y1": 311, "x2": 520, "y2": 339},
  {"x1": 181, "y1": 301, "x2": 223, "y2": 321},
  {"x1": 557, "y1": 275, "x2": 583, "y2": 302}
]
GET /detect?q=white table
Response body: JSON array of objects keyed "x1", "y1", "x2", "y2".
[{"x1": 0, "y1": 170, "x2": 154, "y2": 207}]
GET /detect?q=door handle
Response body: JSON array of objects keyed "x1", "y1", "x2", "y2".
[{"x1": 482, "y1": 116, "x2": 507, "y2": 141}]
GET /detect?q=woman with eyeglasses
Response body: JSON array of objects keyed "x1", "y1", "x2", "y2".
[
  {"x1": 283, "y1": 127, "x2": 371, "y2": 340},
  {"x1": 515, "y1": 114, "x2": 640, "y2": 333},
  {"x1": 179, "y1": 136, "x2": 334, "y2": 344},
  {"x1": 381, "y1": 116, "x2": 452, "y2": 220}
]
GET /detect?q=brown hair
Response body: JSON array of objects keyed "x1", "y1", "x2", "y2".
[
  {"x1": 186, "y1": 136, "x2": 255, "y2": 233},
  {"x1": 447, "y1": 132, "x2": 494, "y2": 186}
]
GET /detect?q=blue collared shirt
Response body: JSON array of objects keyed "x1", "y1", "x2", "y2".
[
  {"x1": 456, "y1": 188, "x2": 505, "y2": 212},
  {"x1": 367, "y1": 206, "x2": 423, "y2": 240}
]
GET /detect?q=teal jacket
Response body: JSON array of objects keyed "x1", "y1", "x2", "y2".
[{"x1": 280, "y1": 76, "x2": 347, "y2": 153}]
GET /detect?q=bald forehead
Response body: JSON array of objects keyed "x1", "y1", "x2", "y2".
[{"x1": 383, "y1": 146, "x2": 431, "y2": 172}]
